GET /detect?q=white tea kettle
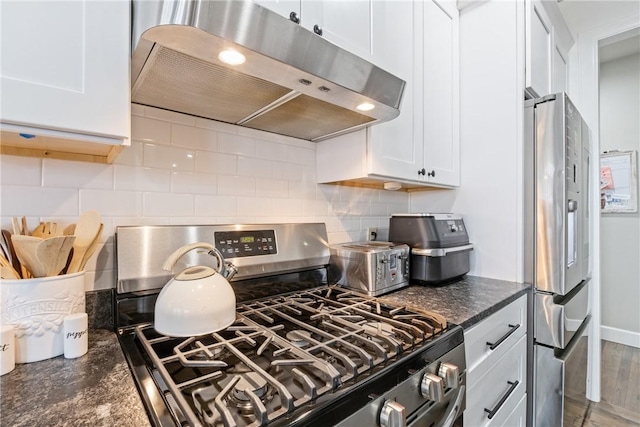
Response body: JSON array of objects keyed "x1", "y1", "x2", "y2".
[{"x1": 154, "y1": 242, "x2": 237, "y2": 337}]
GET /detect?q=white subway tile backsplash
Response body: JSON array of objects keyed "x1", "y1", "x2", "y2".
[
  {"x1": 195, "y1": 151, "x2": 237, "y2": 175},
  {"x1": 303, "y1": 199, "x2": 329, "y2": 217},
  {"x1": 217, "y1": 175, "x2": 255, "y2": 196},
  {"x1": 289, "y1": 181, "x2": 317, "y2": 199},
  {"x1": 0, "y1": 156, "x2": 42, "y2": 186},
  {"x1": 256, "y1": 178, "x2": 288, "y2": 198},
  {"x1": 237, "y1": 197, "x2": 274, "y2": 217},
  {"x1": 144, "y1": 143, "x2": 195, "y2": 172},
  {"x1": 238, "y1": 157, "x2": 272, "y2": 178},
  {"x1": 131, "y1": 103, "x2": 145, "y2": 117},
  {"x1": 287, "y1": 146, "x2": 315, "y2": 166},
  {"x1": 195, "y1": 195, "x2": 238, "y2": 217},
  {"x1": 144, "y1": 192, "x2": 194, "y2": 217},
  {"x1": 272, "y1": 199, "x2": 303, "y2": 217},
  {"x1": 171, "y1": 124, "x2": 218, "y2": 151},
  {"x1": 114, "y1": 141, "x2": 144, "y2": 167},
  {"x1": 272, "y1": 161, "x2": 304, "y2": 181},
  {"x1": 131, "y1": 116, "x2": 171, "y2": 144},
  {"x1": 114, "y1": 165, "x2": 171, "y2": 192},
  {"x1": 255, "y1": 140, "x2": 289, "y2": 161},
  {"x1": 42, "y1": 159, "x2": 113, "y2": 190},
  {"x1": 144, "y1": 106, "x2": 197, "y2": 126},
  {"x1": 172, "y1": 171, "x2": 217, "y2": 195},
  {"x1": 80, "y1": 189, "x2": 142, "y2": 216},
  {"x1": 196, "y1": 117, "x2": 239, "y2": 135},
  {"x1": 1, "y1": 186, "x2": 79, "y2": 216},
  {"x1": 0, "y1": 108, "x2": 414, "y2": 292},
  {"x1": 218, "y1": 133, "x2": 256, "y2": 157}
]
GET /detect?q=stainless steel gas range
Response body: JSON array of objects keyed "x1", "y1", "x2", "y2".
[{"x1": 115, "y1": 223, "x2": 466, "y2": 427}]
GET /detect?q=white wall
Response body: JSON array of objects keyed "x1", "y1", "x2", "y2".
[
  {"x1": 0, "y1": 106, "x2": 409, "y2": 292},
  {"x1": 410, "y1": 0, "x2": 524, "y2": 282},
  {"x1": 599, "y1": 52, "x2": 640, "y2": 338}
]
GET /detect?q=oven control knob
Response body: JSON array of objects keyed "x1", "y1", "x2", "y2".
[
  {"x1": 438, "y1": 362, "x2": 460, "y2": 389},
  {"x1": 420, "y1": 373, "x2": 444, "y2": 402},
  {"x1": 379, "y1": 400, "x2": 406, "y2": 427}
]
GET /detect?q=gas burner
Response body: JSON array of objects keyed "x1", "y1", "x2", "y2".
[
  {"x1": 285, "y1": 330, "x2": 313, "y2": 348},
  {"x1": 233, "y1": 372, "x2": 268, "y2": 401},
  {"x1": 362, "y1": 321, "x2": 395, "y2": 337}
]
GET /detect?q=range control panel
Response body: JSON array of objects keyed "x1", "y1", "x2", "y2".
[{"x1": 214, "y1": 230, "x2": 277, "y2": 258}]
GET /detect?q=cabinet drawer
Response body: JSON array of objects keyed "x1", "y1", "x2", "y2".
[
  {"x1": 465, "y1": 335, "x2": 527, "y2": 427},
  {"x1": 464, "y1": 295, "x2": 527, "y2": 387}
]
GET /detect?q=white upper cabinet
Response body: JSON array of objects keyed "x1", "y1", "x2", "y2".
[
  {"x1": 254, "y1": 0, "x2": 301, "y2": 22},
  {"x1": 0, "y1": 0, "x2": 130, "y2": 163},
  {"x1": 422, "y1": 0, "x2": 460, "y2": 187},
  {"x1": 525, "y1": 0, "x2": 573, "y2": 98},
  {"x1": 317, "y1": 0, "x2": 460, "y2": 190},
  {"x1": 255, "y1": 1, "x2": 374, "y2": 63}
]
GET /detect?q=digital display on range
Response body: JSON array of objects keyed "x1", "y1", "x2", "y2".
[{"x1": 214, "y1": 230, "x2": 277, "y2": 258}]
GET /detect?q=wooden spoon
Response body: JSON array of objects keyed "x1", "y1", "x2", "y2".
[
  {"x1": 67, "y1": 210, "x2": 101, "y2": 274},
  {"x1": 0, "y1": 254, "x2": 20, "y2": 279},
  {"x1": 79, "y1": 223, "x2": 103, "y2": 272},
  {"x1": 36, "y1": 236, "x2": 76, "y2": 277},
  {"x1": 12, "y1": 235, "x2": 46, "y2": 278}
]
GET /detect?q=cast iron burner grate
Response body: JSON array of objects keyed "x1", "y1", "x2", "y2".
[{"x1": 134, "y1": 286, "x2": 446, "y2": 427}]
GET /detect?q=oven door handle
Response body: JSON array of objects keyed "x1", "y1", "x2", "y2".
[{"x1": 435, "y1": 385, "x2": 465, "y2": 427}]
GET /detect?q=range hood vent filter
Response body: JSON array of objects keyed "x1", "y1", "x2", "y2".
[
  {"x1": 131, "y1": 0, "x2": 406, "y2": 142},
  {"x1": 132, "y1": 47, "x2": 293, "y2": 125}
]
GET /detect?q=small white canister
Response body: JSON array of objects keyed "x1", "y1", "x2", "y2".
[
  {"x1": 0, "y1": 324, "x2": 16, "y2": 375},
  {"x1": 63, "y1": 313, "x2": 88, "y2": 359}
]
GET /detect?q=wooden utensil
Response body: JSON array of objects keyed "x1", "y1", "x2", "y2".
[
  {"x1": 67, "y1": 210, "x2": 101, "y2": 274},
  {"x1": 36, "y1": 235, "x2": 75, "y2": 277},
  {"x1": 63, "y1": 224, "x2": 76, "y2": 236},
  {"x1": 32, "y1": 222, "x2": 60, "y2": 238},
  {"x1": 0, "y1": 254, "x2": 20, "y2": 279},
  {"x1": 79, "y1": 223, "x2": 103, "y2": 272},
  {"x1": 12, "y1": 235, "x2": 46, "y2": 278},
  {"x1": 2, "y1": 230, "x2": 24, "y2": 278}
]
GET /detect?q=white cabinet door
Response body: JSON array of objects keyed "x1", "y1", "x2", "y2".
[
  {"x1": 422, "y1": 0, "x2": 460, "y2": 187},
  {"x1": 300, "y1": 1, "x2": 374, "y2": 63},
  {"x1": 553, "y1": 45, "x2": 568, "y2": 94},
  {"x1": 254, "y1": 0, "x2": 301, "y2": 22},
  {"x1": 368, "y1": 1, "x2": 423, "y2": 181},
  {"x1": 526, "y1": 0, "x2": 553, "y2": 98},
  {"x1": 0, "y1": 0, "x2": 130, "y2": 144}
]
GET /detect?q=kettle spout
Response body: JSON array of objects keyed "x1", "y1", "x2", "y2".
[{"x1": 222, "y1": 261, "x2": 237, "y2": 281}]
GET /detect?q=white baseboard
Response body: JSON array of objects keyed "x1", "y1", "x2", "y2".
[{"x1": 601, "y1": 325, "x2": 640, "y2": 348}]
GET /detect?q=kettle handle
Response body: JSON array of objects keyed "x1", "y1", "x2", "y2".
[{"x1": 161, "y1": 242, "x2": 225, "y2": 274}]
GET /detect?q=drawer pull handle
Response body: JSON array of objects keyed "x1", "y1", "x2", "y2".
[
  {"x1": 486, "y1": 323, "x2": 520, "y2": 350},
  {"x1": 484, "y1": 380, "x2": 519, "y2": 420}
]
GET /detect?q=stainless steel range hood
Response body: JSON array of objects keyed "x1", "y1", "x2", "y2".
[{"x1": 131, "y1": 0, "x2": 405, "y2": 142}]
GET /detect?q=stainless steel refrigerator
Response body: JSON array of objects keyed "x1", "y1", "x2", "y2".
[{"x1": 524, "y1": 93, "x2": 592, "y2": 427}]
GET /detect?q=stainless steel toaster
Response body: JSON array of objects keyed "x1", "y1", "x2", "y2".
[{"x1": 329, "y1": 241, "x2": 410, "y2": 296}]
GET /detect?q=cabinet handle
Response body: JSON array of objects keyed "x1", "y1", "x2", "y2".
[
  {"x1": 484, "y1": 380, "x2": 519, "y2": 419},
  {"x1": 427, "y1": 170, "x2": 435, "y2": 177},
  {"x1": 313, "y1": 25, "x2": 323, "y2": 36},
  {"x1": 486, "y1": 323, "x2": 520, "y2": 350},
  {"x1": 418, "y1": 168, "x2": 426, "y2": 176},
  {"x1": 289, "y1": 11, "x2": 300, "y2": 24}
]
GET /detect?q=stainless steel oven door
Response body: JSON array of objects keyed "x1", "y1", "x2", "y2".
[{"x1": 535, "y1": 315, "x2": 590, "y2": 427}]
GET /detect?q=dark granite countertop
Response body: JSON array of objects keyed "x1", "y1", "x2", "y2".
[
  {"x1": 379, "y1": 275, "x2": 530, "y2": 329},
  {"x1": 0, "y1": 276, "x2": 528, "y2": 426},
  {"x1": 0, "y1": 328, "x2": 149, "y2": 427}
]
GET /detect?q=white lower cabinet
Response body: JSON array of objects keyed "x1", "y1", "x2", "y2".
[{"x1": 463, "y1": 295, "x2": 528, "y2": 427}]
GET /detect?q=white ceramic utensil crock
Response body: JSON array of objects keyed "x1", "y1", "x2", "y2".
[{"x1": 155, "y1": 242, "x2": 236, "y2": 337}]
